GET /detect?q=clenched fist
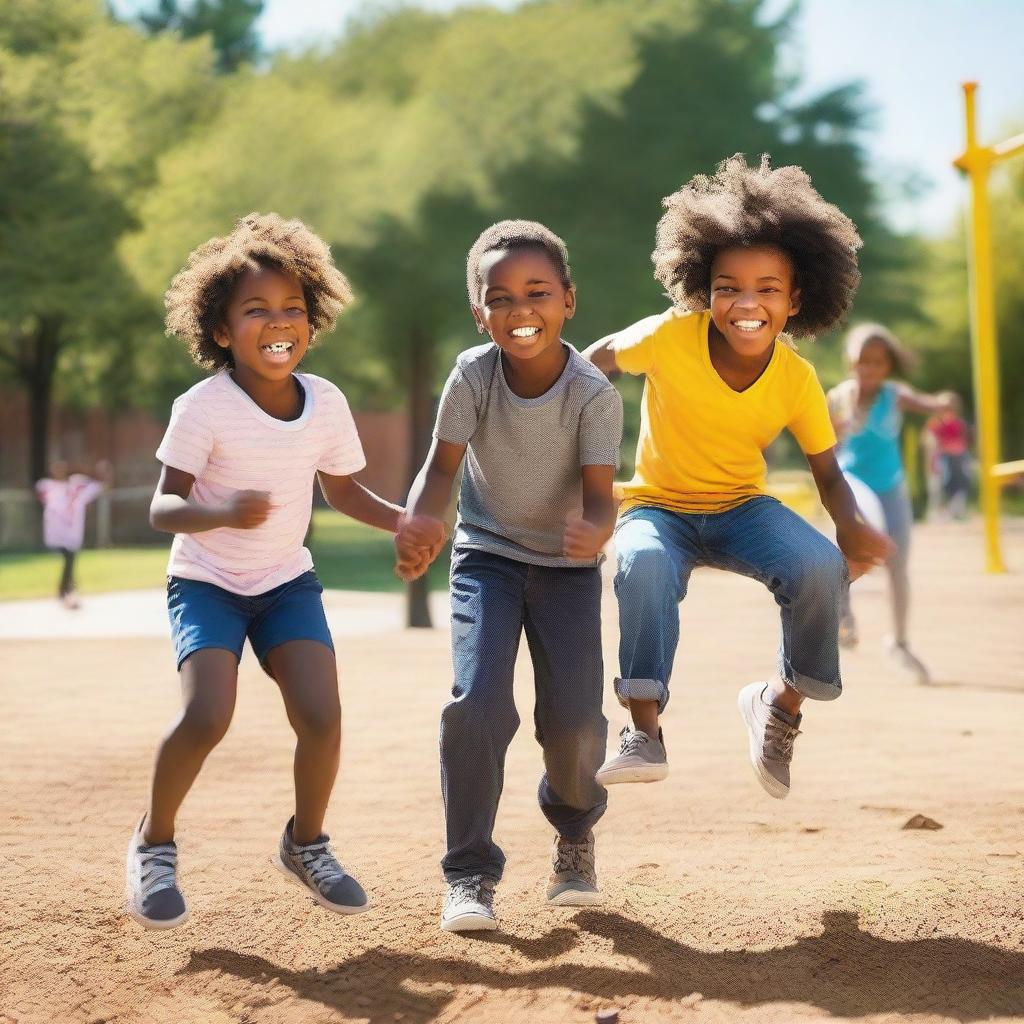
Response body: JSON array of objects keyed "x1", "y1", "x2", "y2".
[{"x1": 224, "y1": 490, "x2": 272, "y2": 529}]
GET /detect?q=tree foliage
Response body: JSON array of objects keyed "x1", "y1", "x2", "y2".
[{"x1": 133, "y1": 0, "x2": 263, "y2": 72}]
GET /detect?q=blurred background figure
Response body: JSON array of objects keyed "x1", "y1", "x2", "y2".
[
  {"x1": 828, "y1": 325, "x2": 957, "y2": 684},
  {"x1": 35, "y1": 459, "x2": 112, "y2": 608},
  {"x1": 927, "y1": 395, "x2": 973, "y2": 520}
]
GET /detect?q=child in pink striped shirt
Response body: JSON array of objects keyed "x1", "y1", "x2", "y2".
[{"x1": 126, "y1": 213, "x2": 438, "y2": 930}]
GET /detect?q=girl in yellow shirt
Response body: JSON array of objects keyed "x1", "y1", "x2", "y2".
[{"x1": 584, "y1": 154, "x2": 893, "y2": 799}]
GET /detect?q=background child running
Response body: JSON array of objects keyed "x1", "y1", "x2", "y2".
[
  {"x1": 126, "y1": 213, "x2": 413, "y2": 930},
  {"x1": 928, "y1": 395, "x2": 972, "y2": 520},
  {"x1": 35, "y1": 458, "x2": 112, "y2": 608},
  {"x1": 394, "y1": 220, "x2": 622, "y2": 933},
  {"x1": 828, "y1": 324, "x2": 957, "y2": 683},
  {"x1": 584, "y1": 154, "x2": 893, "y2": 800}
]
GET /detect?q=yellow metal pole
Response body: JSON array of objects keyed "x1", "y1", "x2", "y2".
[{"x1": 954, "y1": 82, "x2": 1006, "y2": 572}]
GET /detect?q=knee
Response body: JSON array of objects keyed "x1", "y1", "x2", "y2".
[
  {"x1": 180, "y1": 701, "x2": 233, "y2": 749},
  {"x1": 442, "y1": 687, "x2": 518, "y2": 743},
  {"x1": 616, "y1": 541, "x2": 676, "y2": 598},
  {"x1": 779, "y1": 545, "x2": 846, "y2": 602},
  {"x1": 292, "y1": 700, "x2": 341, "y2": 745}
]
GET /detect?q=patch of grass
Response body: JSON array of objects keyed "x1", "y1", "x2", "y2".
[
  {"x1": 308, "y1": 511, "x2": 450, "y2": 592},
  {"x1": 0, "y1": 546, "x2": 171, "y2": 601},
  {"x1": 0, "y1": 511, "x2": 448, "y2": 601}
]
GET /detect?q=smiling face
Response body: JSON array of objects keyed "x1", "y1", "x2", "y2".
[
  {"x1": 853, "y1": 338, "x2": 894, "y2": 393},
  {"x1": 214, "y1": 265, "x2": 311, "y2": 384},
  {"x1": 472, "y1": 246, "x2": 575, "y2": 362},
  {"x1": 709, "y1": 245, "x2": 801, "y2": 358}
]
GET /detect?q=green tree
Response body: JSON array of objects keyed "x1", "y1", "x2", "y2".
[
  {"x1": 0, "y1": 116, "x2": 134, "y2": 481},
  {"x1": 132, "y1": 0, "x2": 263, "y2": 72},
  {"x1": 0, "y1": 1, "x2": 220, "y2": 481}
]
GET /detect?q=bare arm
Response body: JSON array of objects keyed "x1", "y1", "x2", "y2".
[
  {"x1": 580, "y1": 335, "x2": 621, "y2": 379},
  {"x1": 149, "y1": 464, "x2": 269, "y2": 534},
  {"x1": 564, "y1": 464, "x2": 617, "y2": 559},
  {"x1": 805, "y1": 447, "x2": 894, "y2": 579},
  {"x1": 317, "y1": 473, "x2": 403, "y2": 533},
  {"x1": 405, "y1": 438, "x2": 466, "y2": 521},
  {"x1": 896, "y1": 385, "x2": 957, "y2": 417},
  {"x1": 394, "y1": 438, "x2": 466, "y2": 581}
]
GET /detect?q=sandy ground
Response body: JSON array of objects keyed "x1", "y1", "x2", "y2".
[{"x1": 2, "y1": 519, "x2": 1023, "y2": 1024}]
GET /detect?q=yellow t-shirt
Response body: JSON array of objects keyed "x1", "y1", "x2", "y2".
[{"x1": 614, "y1": 308, "x2": 836, "y2": 514}]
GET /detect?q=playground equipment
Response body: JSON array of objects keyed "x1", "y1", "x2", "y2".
[{"x1": 953, "y1": 82, "x2": 1024, "y2": 572}]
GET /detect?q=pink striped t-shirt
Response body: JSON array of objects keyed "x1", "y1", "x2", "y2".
[{"x1": 156, "y1": 370, "x2": 366, "y2": 595}]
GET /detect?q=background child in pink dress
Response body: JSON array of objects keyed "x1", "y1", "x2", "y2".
[{"x1": 35, "y1": 459, "x2": 111, "y2": 608}]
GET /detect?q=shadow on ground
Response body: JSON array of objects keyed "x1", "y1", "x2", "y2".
[{"x1": 182, "y1": 909, "x2": 1024, "y2": 1022}]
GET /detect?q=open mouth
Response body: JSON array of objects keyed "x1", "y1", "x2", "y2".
[
  {"x1": 260, "y1": 340, "x2": 295, "y2": 363},
  {"x1": 732, "y1": 319, "x2": 767, "y2": 334},
  {"x1": 510, "y1": 326, "x2": 542, "y2": 339}
]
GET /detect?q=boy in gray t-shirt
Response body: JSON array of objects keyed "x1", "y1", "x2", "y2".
[{"x1": 395, "y1": 220, "x2": 622, "y2": 934}]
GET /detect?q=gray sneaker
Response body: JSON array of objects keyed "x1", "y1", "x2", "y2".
[
  {"x1": 546, "y1": 831, "x2": 602, "y2": 906},
  {"x1": 595, "y1": 725, "x2": 669, "y2": 785},
  {"x1": 440, "y1": 874, "x2": 497, "y2": 932},
  {"x1": 274, "y1": 816, "x2": 370, "y2": 915},
  {"x1": 738, "y1": 682, "x2": 802, "y2": 799},
  {"x1": 125, "y1": 816, "x2": 189, "y2": 930}
]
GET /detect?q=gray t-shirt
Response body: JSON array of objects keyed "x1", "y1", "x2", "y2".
[{"x1": 434, "y1": 341, "x2": 623, "y2": 567}]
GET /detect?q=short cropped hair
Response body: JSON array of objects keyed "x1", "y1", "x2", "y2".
[
  {"x1": 165, "y1": 212, "x2": 353, "y2": 369},
  {"x1": 466, "y1": 219, "x2": 572, "y2": 305},
  {"x1": 845, "y1": 322, "x2": 917, "y2": 377},
  {"x1": 652, "y1": 154, "x2": 862, "y2": 338}
]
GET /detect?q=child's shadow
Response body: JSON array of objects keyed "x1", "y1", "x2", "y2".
[{"x1": 182, "y1": 909, "x2": 1023, "y2": 1023}]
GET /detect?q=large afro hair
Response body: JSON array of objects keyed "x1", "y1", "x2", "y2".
[{"x1": 652, "y1": 154, "x2": 862, "y2": 338}]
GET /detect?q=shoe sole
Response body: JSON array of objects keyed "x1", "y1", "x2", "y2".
[
  {"x1": 546, "y1": 888, "x2": 604, "y2": 907},
  {"x1": 124, "y1": 833, "x2": 189, "y2": 931},
  {"x1": 595, "y1": 763, "x2": 669, "y2": 785},
  {"x1": 440, "y1": 911, "x2": 498, "y2": 932},
  {"x1": 273, "y1": 853, "x2": 371, "y2": 915},
  {"x1": 737, "y1": 689, "x2": 789, "y2": 800}
]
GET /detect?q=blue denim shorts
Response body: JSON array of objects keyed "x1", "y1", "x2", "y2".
[{"x1": 166, "y1": 570, "x2": 334, "y2": 673}]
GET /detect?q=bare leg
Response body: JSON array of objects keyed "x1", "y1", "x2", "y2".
[
  {"x1": 764, "y1": 675, "x2": 805, "y2": 717},
  {"x1": 144, "y1": 648, "x2": 238, "y2": 844},
  {"x1": 628, "y1": 698, "x2": 660, "y2": 736},
  {"x1": 266, "y1": 640, "x2": 341, "y2": 845}
]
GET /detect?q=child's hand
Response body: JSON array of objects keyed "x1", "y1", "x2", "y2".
[
  {"x1": 224, "y1": 490, "x2": 272, "y2": 529},
  {"x1": 836, "y1": 521, "x2": 895, "y2": 580},
  {"x1": 563, "y1": 514, "x2": 609, "y2": 560},
  {"x1": 394, "y1": 514, "x2": 447, "y2": 582}
]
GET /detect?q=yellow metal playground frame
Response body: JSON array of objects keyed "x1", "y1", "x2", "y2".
[{"x1": 953, "y1": 82, "x2": 1024, "y2": 572}]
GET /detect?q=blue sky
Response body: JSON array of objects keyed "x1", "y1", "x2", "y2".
[{"x1": 112, "y1": 0, "x2": 1024, "y2": 236}]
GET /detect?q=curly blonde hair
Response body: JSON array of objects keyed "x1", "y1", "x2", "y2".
[
  {"x1": 652, "y1": 154, "x2": 862, "y2": 338},
  {"x1": 164, "y1": 212, "x2": 353, "y2": 369}
]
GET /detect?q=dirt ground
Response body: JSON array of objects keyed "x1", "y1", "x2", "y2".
[{"x1": 3, "y1": 519, "x2": 1023, "y2": 1024}]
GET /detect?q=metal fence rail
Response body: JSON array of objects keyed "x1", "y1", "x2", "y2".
[{"x1": 0, "y1": 486, "x2": 155, "y2": 551}]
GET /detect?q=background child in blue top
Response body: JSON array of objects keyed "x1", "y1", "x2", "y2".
[{"x1": 828, "y1": 323, "x2": 957, "y2": 684}]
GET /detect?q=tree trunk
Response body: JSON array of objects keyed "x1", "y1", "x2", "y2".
[
  {"x1": 25, "y1": 316, "x2": 62, "y2": 486},
  {"x1": 405, "y1": 327, "x2": 435, "y2": 629}
]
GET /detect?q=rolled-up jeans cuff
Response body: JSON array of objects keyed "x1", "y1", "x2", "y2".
[
  {"x1": 787, "y1": 669, "x2": 842, "y2": 702},
  {"x1": 614, "y1": 677, "x2": 668, "y2": 713}
]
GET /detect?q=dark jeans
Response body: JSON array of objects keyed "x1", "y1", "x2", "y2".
[
  {"x1": 440, "y1": 547, "x2": 608, "y2": 883},
  {"x1": 58, "y1": 548, "x2": 76, "y2": 597}
]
